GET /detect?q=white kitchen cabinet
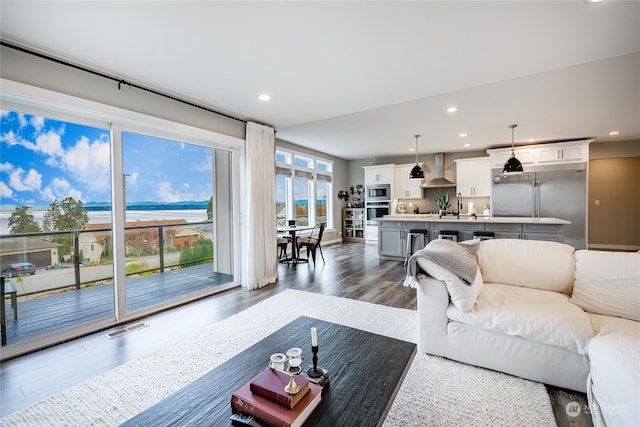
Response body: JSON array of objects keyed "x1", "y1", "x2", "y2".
[
  {"x1": 365, "y1": 224, "x2": 379, "y2": 241},
  {"x1": 488, "y1": 148, "x2": 535, "y2": 169},
  {"x1": 454, "y1": 157, "x2": 491, "y2": 197},
  {"x1": 537, "y1": 143, "x2": 586, "y2": 164},
  {"x1": 487, "y1": 140, "x2": 591, "y2": 169},
  {"x1": 363, "y1": 165, "x2": 394, "y2": 184},
  {"x1": 394, "y1": 164, "x2": 423, "y2": 199}
]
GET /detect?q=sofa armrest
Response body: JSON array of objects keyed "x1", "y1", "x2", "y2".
[{"x1": 416, "y1": 275, "x2": 450, "y2": 355}]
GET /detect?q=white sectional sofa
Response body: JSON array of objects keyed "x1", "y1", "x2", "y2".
[{"x1": 409, "y1": 239, "x2": 639, "y2": 427}]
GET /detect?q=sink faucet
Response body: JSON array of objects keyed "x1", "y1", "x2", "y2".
[{"x1": 457, "y1": 193, "x2": 463, "y2": 215}]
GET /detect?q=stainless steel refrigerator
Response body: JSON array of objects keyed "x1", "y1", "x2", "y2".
[{"x1": 491, "y1": 164, "x2": 588, "y2": 249}]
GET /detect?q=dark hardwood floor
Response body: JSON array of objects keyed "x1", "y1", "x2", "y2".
[{"x1": 0, "y1": 241, "x2": 590, "y2": 426}]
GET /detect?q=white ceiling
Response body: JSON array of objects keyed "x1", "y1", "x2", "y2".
[{"x1": 1, "y1": 1, "x2": 639, "y2": 160}]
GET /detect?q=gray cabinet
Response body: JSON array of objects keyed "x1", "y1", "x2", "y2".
[
  {"x1": 377, "y1": 219, "x2": 567, "y2": 260},
  {"x1": 378, "y1": 222, "x2": 404, "y2": 257},
  {"x1": 484, "y1": 223, "x2": 521, "y2": 240},
  {"x1": 522, "y1": 223, "x2": 564, "y2": 243},
  {"x1": 430, "y1": 221, "x2": 483, "y2": 242}
]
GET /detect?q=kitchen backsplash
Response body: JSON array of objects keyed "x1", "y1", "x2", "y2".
[{"x1": 392, "y1": 188, "x2": 490, "y2": 215}]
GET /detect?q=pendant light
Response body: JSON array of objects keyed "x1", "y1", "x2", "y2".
[
  {"x1": 503, "y1": 124, "x2": 524, "y2": 174},
  {"x1": 409, "y1": 134, "x2": 425, "y2": 179}
]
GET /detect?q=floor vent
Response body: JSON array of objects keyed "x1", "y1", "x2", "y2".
[{"x1": 105, "y1": 323, "x2": 148, "y2": 339}]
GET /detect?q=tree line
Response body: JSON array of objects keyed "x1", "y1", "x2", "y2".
[{"x1": 8, "y1": 197, "x2": 88, "y2": 234}]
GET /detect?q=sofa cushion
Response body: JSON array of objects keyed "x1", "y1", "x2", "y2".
[
  {"x1": 417, "y1": 256, "x2": 484, "y2": 312},
  {"x1": 571, "y1": 250, "x2": 640, "y2": 321},
  {"x1": 446, "y1": 283, "x2": 594, "y2": 354},
  {"x1": 476, "y1": 239, "x2": 576, "y2": 294},
  {"x1": 587, "y1": 313, "x2": 640, "y2": 427}
]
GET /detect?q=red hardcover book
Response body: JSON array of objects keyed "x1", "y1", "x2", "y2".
[
  {"x1": 250, "y1": 368, "x2": 310, "y2": 409},
  {"x1": 231, "y1": 379, "x2": 322, "y2": 427}
]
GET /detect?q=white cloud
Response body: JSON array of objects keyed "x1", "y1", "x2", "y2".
[
  {"x1": 41, "y1": 177, "x2": 82, "y2": 202},
  {"x1": 9, "y1": 167, "x2": 42, "y2": 192},
  {"x1": 1, "y1": 130, "x2": 20, "y2": 146},
  {"x1": 17, "y1": 113, "x2": 28, "y2": 128},
  {"x1": 0, "y1": 162, "x2": 12, "y2": 172},
  {"x1": 192, "y1": 157, "x2": 212, "y2": 172},
  {"x1": 126, "y1": 170, "x2": 138, "y2": 186},
  {"x1": 156, "y1": 181, "x2": 182, "y2": 202},
  {"x1": 30, "y1": 116, "x2": 45, "y2": 132},
  {"x1": 61, "y1": 135, "x2": 111, "y2": 193},
  {"x1": 35, "y1": 129, "x2": 64, "y2": 157},
  {"x1": 0, "y1": 181, "x2": 13, "y2": 198}
]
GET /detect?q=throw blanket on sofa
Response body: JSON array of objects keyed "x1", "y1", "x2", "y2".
[{"x1": 404, "y1": 239, "x2": 480, "y2": 288}]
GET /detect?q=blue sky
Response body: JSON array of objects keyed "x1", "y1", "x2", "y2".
[{"x1": 1, "y1": 110, "x2": 213, "y2": 208}]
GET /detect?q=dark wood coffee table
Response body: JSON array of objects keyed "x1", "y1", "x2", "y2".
[{"x1": 122, "y1": 316, "x2": 416, "y2": 426}]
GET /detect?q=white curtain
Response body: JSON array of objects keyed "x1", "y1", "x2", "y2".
[{"x1": 244, "y1": 122, "x2": 278, "y2": 289}]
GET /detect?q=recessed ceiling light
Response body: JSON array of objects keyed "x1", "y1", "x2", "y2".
[
  {"x1": 258, "y1": 94, "x2": 271, "y2": 101},
  {"x1": 527, "y1": 138, "x2": 536, "y2": 142},
  {"x1": 447, "y1": 107, "x2": 458, "y2": 113},
  {"x1": 609, "y1": 131, "x2": 620, "y2": 135},
  {"x1": 409, "y1": 148, "x2": 415, "y2": 152},
  {"x1": 459, "y1": 133, "x2": 467, "y2": 137},
  {"x1": 463, "y1": 143, "x2": 471, "y2": 147}
]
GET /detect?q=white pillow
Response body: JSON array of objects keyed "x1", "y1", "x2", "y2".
[
  {"x1": 417, "y1": 257, "x2": 483, "y2": 312},
  {"x1": 477, "y1": 239, "x2": 576, "y2": 294},
  {"x1": 570, "y1": 250, "x2": 640, "y2": 321}
]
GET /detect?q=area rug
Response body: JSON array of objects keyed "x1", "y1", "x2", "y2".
[{"x1": 0, "y1": 289, "x2": 556, "y2": 426}]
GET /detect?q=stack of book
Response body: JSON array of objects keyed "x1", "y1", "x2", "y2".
[{"x1": 231, "y1": 367, "x2": 323, "y2": 427}]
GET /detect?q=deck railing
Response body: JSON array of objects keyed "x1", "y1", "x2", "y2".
[{"x1": 0, "y1": 219, "x2": 214, "y2": 299}]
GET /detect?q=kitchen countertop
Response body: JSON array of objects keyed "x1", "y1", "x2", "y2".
[{"x1": 380, "y1": 214, "x2": 571, "y2": 224}]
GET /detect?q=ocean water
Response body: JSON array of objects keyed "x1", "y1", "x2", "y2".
[{"x1": 0, "y1": 209, "x2": 208, "y2": 236}]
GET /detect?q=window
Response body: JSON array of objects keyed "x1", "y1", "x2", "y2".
[
  {"x1": 0, "y1": 87, "x2": 239, "y2": 355},
  {"x1": 275, "y1": 149, "x2": 332, "y2": 229}
]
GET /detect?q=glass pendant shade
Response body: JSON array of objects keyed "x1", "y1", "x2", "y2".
[
  {"x1": 409, "y1": 134, "x2": 424, "y2": 179},
  {"x1": 503, "y1": 124, "x2": 523, "y2": 174}
]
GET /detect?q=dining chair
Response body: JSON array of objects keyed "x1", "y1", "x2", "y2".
[
  {"x1": 277, "y1": 236, "x2": 290, "y2": 262},
  {"x1": 297, "y1": 222, "x2": 326, "y2": 265}
]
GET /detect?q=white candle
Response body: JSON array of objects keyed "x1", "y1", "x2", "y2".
[{"x1": 311, "y1": 327, "x2": 318, "y2": 347}]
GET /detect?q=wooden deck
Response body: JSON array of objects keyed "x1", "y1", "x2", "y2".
[{"x1": 1, "y1": 265, "x2": 234, "y2": 346}]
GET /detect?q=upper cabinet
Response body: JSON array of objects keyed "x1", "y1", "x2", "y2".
[
  {"x1": 537, "y1": 144, "x2": 585, "y2": 164},
  {"x1": 364, "y1": 164, "x2": 395, "y2": 184},
  {"x1": 488, "y1": 148, "x2": 535, "y2": 169},
  {"x1": 487, "y1": 140, "x2": 591, "y2": 169},
  {"x1": 394, "y1": 164, "x2": 423, "y2": 199},
  {"x1": 454, "y1": 157, "x2": 491, "y2": 197}
]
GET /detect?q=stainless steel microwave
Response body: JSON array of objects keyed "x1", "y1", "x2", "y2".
[
  {"x1": 366, "y1": 184, "x2": 391, "y2": 202},
  {"x1": 366, "y1": 202, "x2": 390, "y2": 224}
]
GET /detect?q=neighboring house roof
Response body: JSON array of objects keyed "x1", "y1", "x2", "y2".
[
  {"x1": 0, "y1": 237, "x2": 62, "y2": 254},
  {"x1": 174, "y1": 228, "x2": 205, "y2": 238}
]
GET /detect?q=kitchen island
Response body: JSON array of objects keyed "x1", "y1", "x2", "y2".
[{"x1": 377, "y1": 215, "x2": 570, "y2": 260}]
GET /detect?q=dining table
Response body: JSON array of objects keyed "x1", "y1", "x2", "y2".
[{"x1": 276, "y1": 225, "x2": 314, "y2": 267}]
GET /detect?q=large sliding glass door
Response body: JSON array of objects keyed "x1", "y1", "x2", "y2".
[
  {"x1": 0, "y1": 94, "x2": 238, "y2": 356},
  {"x1": 0, "y1": 109, "x2": 116, "y2": 344}
]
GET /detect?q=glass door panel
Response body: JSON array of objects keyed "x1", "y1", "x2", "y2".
[
  {"x1": 0, "y1": 110, "x2": 114, "y2": 346},
  {"x1": 121, "y1": 132, "x2": 233, "y2": 313}
]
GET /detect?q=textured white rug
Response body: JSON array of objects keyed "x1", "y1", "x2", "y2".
[{"x1": 0, "y1": 289, "x2": 556, "y2": 426}]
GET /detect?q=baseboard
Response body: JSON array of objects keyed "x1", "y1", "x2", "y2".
[{"x1": 587, "y1": 243, "x2": 640, "y2": 252}]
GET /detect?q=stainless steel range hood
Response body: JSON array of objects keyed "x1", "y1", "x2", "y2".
[{"x1": 421, "y1": 153, "x2": 456, "y2": 188}]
